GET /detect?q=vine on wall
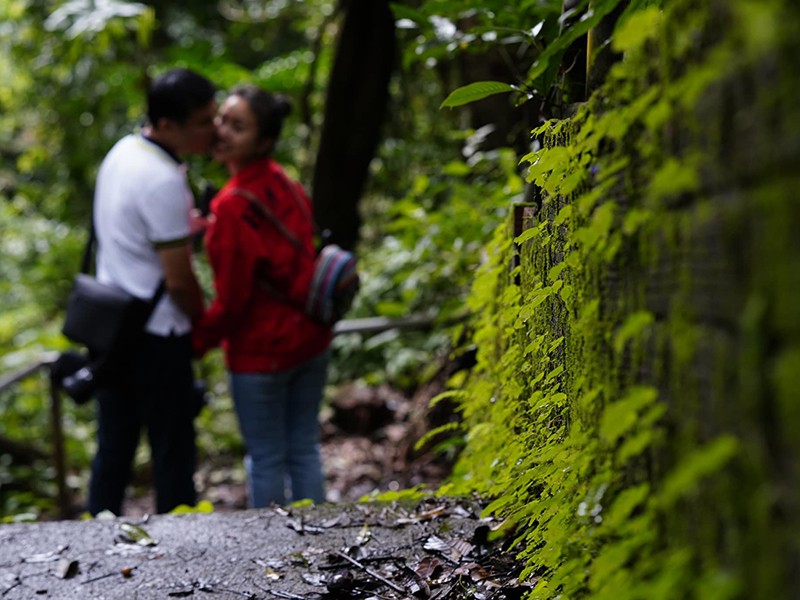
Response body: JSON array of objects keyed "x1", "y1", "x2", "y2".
[{"x1": 444, "y1": 0, "x2": 800, "y2": 598}]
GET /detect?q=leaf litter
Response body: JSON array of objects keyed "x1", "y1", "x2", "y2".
[{"x1": 248, "y1": 498, "x2": 537, "y2": 599}]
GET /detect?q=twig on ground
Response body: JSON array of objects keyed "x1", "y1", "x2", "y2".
[
  {"x1": 1, "y1": 577, "x2": 21, "y2": 597},
  {"x1": 334, "y1": 550, "x2": 408, "y2": 595},
  {"x1": 251, "y1": 580, "x2": 309, "y2": 599},
  {"x1": 81, "y1": 571, "x2": 116, "y2": 584},
  {"x1": 215, "y1": 585, "x2": 259, "y2": 599}
]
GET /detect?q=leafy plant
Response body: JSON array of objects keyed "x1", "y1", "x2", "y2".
[
  {"x1": 444, "y1": 1, "x2": 799, "y2": 598},
  {"x1": 331, "y1": 143, "x2": 524, "y2": 389}
]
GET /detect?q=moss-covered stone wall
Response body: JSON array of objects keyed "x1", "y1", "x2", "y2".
[{"x1": 445, "y1": 1, "x2": 800, "y2": 597}]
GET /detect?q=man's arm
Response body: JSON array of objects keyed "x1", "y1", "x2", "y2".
[{"x1": 158, "y1": 243, "x2": 204, "y2": 321}]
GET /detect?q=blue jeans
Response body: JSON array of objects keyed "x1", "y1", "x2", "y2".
[{"x1": 230, "y1": 349, "x2": 329, "y2": 507}]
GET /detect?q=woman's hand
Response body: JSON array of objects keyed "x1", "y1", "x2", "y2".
[{"x1": 190, "y1": 208, "x2": 216, "y2": 235}]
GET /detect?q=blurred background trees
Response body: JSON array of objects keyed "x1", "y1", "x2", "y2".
[{"x1": 0, "y1": 0, "x2": 634, "y2": 518}]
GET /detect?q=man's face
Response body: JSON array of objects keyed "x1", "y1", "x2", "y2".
[{"x1": 174, "y1": 100, "x2": 217, "y2": 156}]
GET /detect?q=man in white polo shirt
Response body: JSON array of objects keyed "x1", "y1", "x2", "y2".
[{"x1": 88, "y1": 68, "x2": 216, "y2": 516}]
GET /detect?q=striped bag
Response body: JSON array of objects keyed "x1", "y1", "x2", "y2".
[
  {"x1": 233, "y1": 187, "x2": 359, "y2": 326},
  {"x1": 306, "y1": 244, "x2": 359, "y2": 325}
]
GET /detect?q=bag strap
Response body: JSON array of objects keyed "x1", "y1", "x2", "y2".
[
  {"x1": 148, "y1": 280, "x2": 167, "y2": 309},
  {"x1": 275, "y1": 171, "x2": 337, "y2": 250},
  {"x1": 237, "y1": 166, "x2": 315, "y2": 231},
  {"x1": 231, "y1": 187, "x2": 316, "y2": 258},
  {"x1": 279, "y1": 174, "x2": 314, "y2": 230},
  {"x1": 230, "y1": 187, "x2": 315, "y2": 311},
  {"x1": 80, "y1": 222, "x2": 96, "y2": 275}
]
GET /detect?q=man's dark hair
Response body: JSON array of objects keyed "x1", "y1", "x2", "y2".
[{"x1": 147, "y1": 68, "x2": 216, "y2": 127}]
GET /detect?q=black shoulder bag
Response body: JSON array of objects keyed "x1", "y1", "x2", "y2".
[
  {"x1": 56, "y1": 222, "x2": 165, "y2": 403},
  {"x1": 62, "y1": 223, "x2": 165, "y2": 357}
]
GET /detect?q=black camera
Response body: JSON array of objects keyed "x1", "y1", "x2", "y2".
[
  {"x1": 53, "y1": 350, "x2": 209, "y2": 412},
  {"x1": 51, "y1": 350, "x2": 98, "y2": 405},
  {"x1": 61, "y1": 365, "x2": 97, "y2": 405}
]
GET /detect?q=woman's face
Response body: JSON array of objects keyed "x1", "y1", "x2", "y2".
[{"x1": 213, "y1": 95, "x2": 270, "y2": 173}]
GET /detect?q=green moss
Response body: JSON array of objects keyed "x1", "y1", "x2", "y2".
[{"x1": 442, "y1": 0, "x2": 800, "y2": 597}]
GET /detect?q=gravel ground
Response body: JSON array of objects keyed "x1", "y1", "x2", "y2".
[{"x1": 0, "y1": 499, "x2": 532, "y2": 599}]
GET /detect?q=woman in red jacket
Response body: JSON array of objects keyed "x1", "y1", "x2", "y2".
[{"x1": 193, "y1": 84, "x2": 331, "y2": 506}]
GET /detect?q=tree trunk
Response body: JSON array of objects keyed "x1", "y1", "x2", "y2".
[{"x1": 311, "y1": 0, "x2": 396, "y2": 251}]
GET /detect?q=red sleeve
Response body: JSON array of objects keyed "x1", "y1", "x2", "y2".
[{"x1": 192, "y1": 194, "x2": 260, "y2": 356}]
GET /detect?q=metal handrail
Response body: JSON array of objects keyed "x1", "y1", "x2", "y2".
[
  {"x1": 0, "y1": 352, "x2": 59, "y2": 391},
  {"x1": 333, "y1": 314, "x2": 440, "y2": 336},
  {"x1": 0, "y1": 351, "x2": 69, "y2": 519}
]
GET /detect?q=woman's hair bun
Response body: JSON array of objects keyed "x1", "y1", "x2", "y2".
[
  {"x1": 228, "y1": 84, "x2": 292, "y2": 145},
  {"x1": 274, "y1": 95, "x2": 292, "y2": 119}
]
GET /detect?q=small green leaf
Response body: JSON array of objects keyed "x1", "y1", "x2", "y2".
[
  {"x1": 514, "y1": 227, "x2": 539, "y2": 245},
  {"x1": 548, "y1": 261, "x2": 567, "y2": 282},
  {"x1": 660, "y1": 436, "x2": 740, "y2": 506},
  {"x1": 440, "y1": 81, "x2": 515, "y2": 109},
  {"x1": 442, "y1": 161, "x2": 471, "y2": 176},
  {"x1": 649, "y1": 157, "x2": 700, "y2": 200},
  {"x1": 429, "y1": 389, "x2": 465, "y2": 409},
  {"x1": 613, "y1": 310, "x2": 655, "y2": 354},
  {"x1": 376, "y1": 301, "x2": 408, "y2": 317},
  {"x1": 548, "y1": 336, "x2": 565, "y2": 353},
  {"x1": 600, "y1": 386, "x2": 658, "y2": 444},
  {"x1": 602, "y1": 483, "x2": 650, "y2": 530},
  {"x1": 553, "y1": 205, "x2": 573, "y2": 226},
  {"x1": 644, "y1": 98, "x2": 672, "y2": 131},
  {"x1": 612, "y1": 6, "x2": 663, "y2": 53},
  {"x1": 414, "y1": 422, "x2": 462, "y2": 451},
  {"x1": 525, "y1": 147, "x2": 570, "y2": 184},
  {"x1": 558, "y1": 171, "x2": 584, "y2": 197},
  {"x1": 389, "y1": 4, "x2": 427, "y2": 24},
  {"x1": 576, "y1": 188, "x2": 604, "y2": 217},
  {"x1": 545, "y1": 365, "x2": 565, "y2": 383},
  {"x1": 622, "y1": 208, "x2": 651, "y2": 235},
  {"x1": 169, "y1": 500, "x2": 214, "y2": 514},
  {"x1": 117, "y1": 522, "x2": 158, "y2": 546},
  {"x1": 616, "y1": 428, "x2": 655, "y2": 464}
]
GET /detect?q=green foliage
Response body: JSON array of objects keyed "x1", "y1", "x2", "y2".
[
  {"x1": 169, "y1": 500, "x2": 214, "y2": 515},
  {"x1": 0, "y1": 195, "x2": 83, "y2": 321},
  {"x1": 362, "y1": 484, "x2": 431, "y2": 504},
  {"x1": 440, "y1": 81, "x2": 517, "y2": 109},
  {"x1": 1, "y1": 0, "x2": 156, "y2": 225},
  {"x1": 331, "y1": 144, "x2": 524, "y2": 389},
  {"x1": 392, "y1": 0, "x2": 559, "y2": 65},
  {"x1": 391, "y1": 0, "x2": 561, "y2": 106},
  {"x1": 445, "y1": 0, "x2": 800, "y2": 598},
  {"x1": 410, "y1": 0, "x2": 665, "y2": 112},
  {"x1": 525, "y1": 0, "x2": 625, "y2": 85}
]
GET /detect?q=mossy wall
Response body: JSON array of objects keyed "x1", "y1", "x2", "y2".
[{"x1": 445, "y1": 1, "x2": 800, "y2": 598}]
